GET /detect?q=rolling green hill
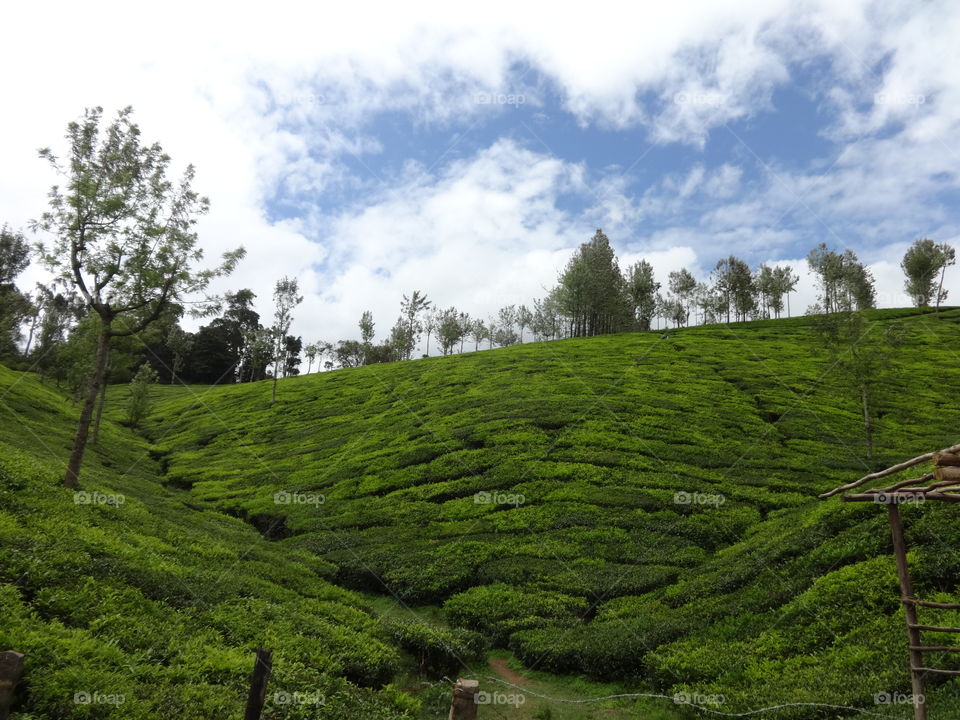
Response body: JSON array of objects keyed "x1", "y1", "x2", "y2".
[{"x1": 5, "y1": 308, "x2": 960, "y2": 718}]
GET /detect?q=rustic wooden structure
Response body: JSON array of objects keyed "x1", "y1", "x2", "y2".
[
  {"x1": 448, "y1": 678, "x2": 480, "y2": 720},
  {"x1": 0, "y1": 651, "x2": 24, "y2": 720},
  {"x1": 820, "y1": 443, "x2": 960, "y2": 720},
  {"x1": 243, "y1": 648, "x2": 273, "y2": 720}
]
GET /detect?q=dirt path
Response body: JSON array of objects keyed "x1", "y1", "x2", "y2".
[{"x1": 488, "y1": 657, "x2": 530, "y2": 686}]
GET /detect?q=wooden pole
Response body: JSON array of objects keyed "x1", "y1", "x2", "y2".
[
  {"x1": 0, "y1": 651, "x2": 24, "y2": 720},
  {"x1": 243, "y1": 648, "x2": 272, "y2": 720},
  {"x1": 888, "y1": 505, "x2": 927, "y2": 720},
  {"x1": 448, "y1": 678, "x2": 479, "y2": 720}
]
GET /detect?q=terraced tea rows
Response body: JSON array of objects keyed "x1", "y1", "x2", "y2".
[{"x1": 145, "y1": 308, "x2": 960, "y2": 716}]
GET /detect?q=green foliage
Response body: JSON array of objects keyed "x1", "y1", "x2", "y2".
[
  {"x1": 901, "y1": 237, "x2": 956, "y2": 307},
  {"x1": 0, "y1": 366, "x2": 416, "y2": 719},
  {"x1": 139, "y1": 307, "x2": 960, "y2": 714},
  {"x1": 382, "y1": 618, "x2": 486, "y2": 675},
  {"x1": 5, "y1": 307, "x2": 960, "y2": 716},
  {"x1": 127, "y1": 362, "x2": 160, "y2": 427}
]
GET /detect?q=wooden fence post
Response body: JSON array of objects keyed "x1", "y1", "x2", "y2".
[
  {"x1": 448, "y1": 678, "x2": 479, "y2": 720},
  {"x1": 888, "y1": 505, "x2": 927, "y2": 720},
  {"x1": 243, "y1": 648, "x2": 272, "y2": 720},
  {"x1": 0, "y1": 651, "x2": 24, "y2": 720}
]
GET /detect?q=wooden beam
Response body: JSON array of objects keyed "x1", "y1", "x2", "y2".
[
  {"x1": 909, "y1": 624, "x2": 960, "y2": 633},
  {"x1": 841, "y1": 492, "x2": 960, "y2": 503},
  {"x1": 820, "y1": 442, "x2": 960, "y2": 498},
  {"x1": 913, "y1": 666, "x2": 960, "y2": 676},
  {"x1": 910, "y1": 645, "x2": 960, "y2": 652},
  {"x1": 903, "y1": 598, "x2": 960, "y2": 610},
  {"x1": 889, "y1": 505, "x2": 927, "y2": 720}
]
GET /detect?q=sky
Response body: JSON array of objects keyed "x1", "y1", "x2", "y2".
[{"x1": 2, "y1": 0, "x2": 959, "y2": 344}]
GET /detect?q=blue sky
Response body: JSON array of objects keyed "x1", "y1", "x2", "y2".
[{"x1": 2, "y1": 1, "x2": 958, "y2": 342}]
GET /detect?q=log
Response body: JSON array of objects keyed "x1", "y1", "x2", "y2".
[
  {"x1": 819, "y1": 442, "x2": 960, "y2": 498},
  {"x1": 0, "y1": 651, "x2": 24, "y2": 720},
  {"x1": 883, "y1": 473, "x2": 935, "y2": 492},
  {"x1": 934, "y1": 452, "x2": 960, "y2": 467},
  {"x1": 934, "y1": 466, "x2": 960, "y2": 483},
  {"x1": 448, "y1": 678, "x2": 480, "y2": 720}
]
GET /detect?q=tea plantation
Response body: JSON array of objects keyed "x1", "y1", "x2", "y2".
[{"x1": 4, "y1": 308, "x2": 960, "y2": 718}]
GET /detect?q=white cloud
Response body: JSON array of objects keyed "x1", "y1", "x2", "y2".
[{"x1": 3, "y1": 0, "x2": 960, "y2": 350}]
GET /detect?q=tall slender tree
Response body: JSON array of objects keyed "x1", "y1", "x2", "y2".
[
  {"x1": 270, "y1": 277, "x2": 302, "y2": 403},
  {"x1": 33, "y1": 106, "x2": 243, "y2": 487}
]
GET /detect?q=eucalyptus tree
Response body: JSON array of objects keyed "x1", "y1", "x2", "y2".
[
  {"x1": 667, "y1": 268, "x2": 697, "y2": 326},
  {"x1": 901, "y1": 238, "x2": 956, "y2": 314},
  {"x1": 303, "y1": 341, "x2": 320, "y2": 373},
  {"x1": 423, "y1": 308, "x2": 437, "y2": 356},
  {"x1": 270, "y1": 276, "x2": 302, "y2": 403},
  {"x1": 754, "y1": 264, "x2": 776, "y2": 319},
  {"x1": 712, "y1": 256, "x2": 753, "y2": 322},
  {"x1": 399, "y1": 290, "x2": 431, "y2": 359},
  {"x1": 772, "y1": 265, "x2": 800, "y2": 318},
  {"x1": 469, "y1": 318, "x2": 487, "y2": 351},
  {"x1": 33, "y1": 106, "x2": 243, "y2": 487},
  {"x1": 516, "y1": 305, "x2": 533, "y2": 343},
  {"x1": 625, "y1": 259, "x2": 659, "y2": 330},
  {"x1": 496, "y1": 305, "x2": 518, "y2": 346},
  {"x1": 437, "y1": 307, "x2": 463, "y2": 355}
]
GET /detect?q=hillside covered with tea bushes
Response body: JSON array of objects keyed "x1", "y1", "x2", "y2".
[
  {"x1": 5, "y1": 308, "x2": 960, "y2": 718},
  {"x1": 142, "y1": 308, "x2": 960, "y2": 717}
]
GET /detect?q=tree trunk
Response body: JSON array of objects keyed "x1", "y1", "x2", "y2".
[
  {"x1": 271, "y1": 371, "x2": 278, "y2": 404},
  {"x1": 24, "y1": 311, "x2": 40, "y2": 356},
  {"x1": 64, "y1": 326, "x2": 111, "y2": 488},
  {"x1": 91, "y1": 370, "x2": 108, "y2": 446},
  {"x1": 861, "y1": 384, "x2": 873, "y2": 461},
  {"x1": 936, "y1": 262, "x2": 947, "y2": 318}
]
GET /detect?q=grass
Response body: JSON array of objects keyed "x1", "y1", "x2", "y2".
[{"x1": 4, "y1": 307, "x2": 960, "y2": 718}]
